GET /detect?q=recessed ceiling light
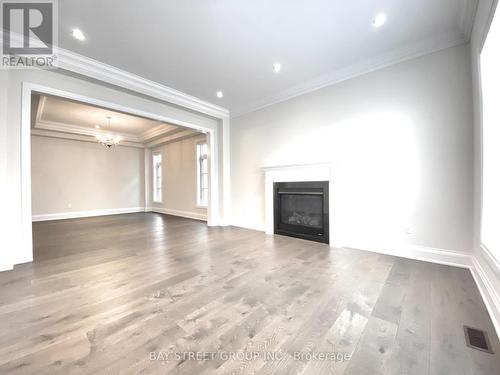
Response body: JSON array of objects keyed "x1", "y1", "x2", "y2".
[
  {"x1": 273, "y1": 63, "x2": 281, "y2": 73},
  {"x1": 373, "y1": 13, "x2": 387, "y2": 28},
  {"x1": 95, "y1": 125, "x2": 100, "y2": 129},
  {"x1": 72, "y1": 28, "x2": 86, "y2": 41},
  {"x1": 216, "y1": 91, "x2": 224, "y2": 98}
]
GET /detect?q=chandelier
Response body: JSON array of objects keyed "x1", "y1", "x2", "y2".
[{"x1": 96, "y1": 116, "x2": 122, "y2": 147}]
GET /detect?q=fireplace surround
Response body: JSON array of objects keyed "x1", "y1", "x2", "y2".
[
  {"x1": 274, "y1": 181, "x2": 329, "y2": 243},
  {"x1": 264, "y1": 162, "x2": 338, "y2": 247}
]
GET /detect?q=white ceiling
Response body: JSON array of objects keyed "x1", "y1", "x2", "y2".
[
  {"x1": 32, "y1": 94, "x2": 201, "y2": 147},
  {"x1": 58, "y1": 0, "x2": 477, "y2": 116}
]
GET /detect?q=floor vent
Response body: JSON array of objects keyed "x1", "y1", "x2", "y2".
[{"x1": 464, "y1": 326, "x2": 493, "y2": 354}]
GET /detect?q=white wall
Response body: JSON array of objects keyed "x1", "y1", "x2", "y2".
[
  {"x1": 231, "y1": 44, "x2": 474, "y2": 253},
  {"x1": 31, "y1": 136, "x2": 144, "y2": 218},
  {"x1": 149, "y1": 134, "x2": 207, "y2": 221}
]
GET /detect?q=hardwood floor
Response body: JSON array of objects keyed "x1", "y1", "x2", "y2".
[{"x1": 0, "y1": 212, "x2": 499, "y2": 374}]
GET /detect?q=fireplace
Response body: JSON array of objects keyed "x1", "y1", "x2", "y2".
[{"x1": 273, "y1": 181, "x2": 329, "y2": 244}]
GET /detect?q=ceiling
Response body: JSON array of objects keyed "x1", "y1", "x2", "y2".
[
  {"x1": 58, "y1": 0, "x2": 478, "y2": 116},
  {"x1": 32, "y1": 94, "x2": 201, "y2": 147},
  {"x1": 39, "y1": 95, "x2": 167, "y2": 135}
]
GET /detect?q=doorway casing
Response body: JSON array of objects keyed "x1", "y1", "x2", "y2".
[{"x1": 21, "y1": 82, "x2": 224, "y2": 266}]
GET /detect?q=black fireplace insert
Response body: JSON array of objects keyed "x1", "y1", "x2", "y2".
[{"x1": 274, "y1": 181, "x2": 329, "y2": 244}]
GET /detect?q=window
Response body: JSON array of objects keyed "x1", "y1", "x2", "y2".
[
  {"x1": 153, "y1": 153, "x2": 162, "y2": 203},
  {"x1": 197, "y1": 142, "x2": 208, "y2": 207},
  {"x1": 480, "y1": 6, "x2": 500, "y2": 262}
]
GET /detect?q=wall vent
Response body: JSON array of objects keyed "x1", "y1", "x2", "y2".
[{"x1": 464, "y1": 326, "x2": 493, "y2": 354}]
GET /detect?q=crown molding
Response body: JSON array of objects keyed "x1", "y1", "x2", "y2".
[
  {"x1": 31, "y1": 128, "x2": 144, "y2": 148},
  {"x1": 231, "y1": 32, "x2": 468, "y2": 118},
  {"x1": 55, "y1": 47, "x2": 230, "y2": 119},
  {"x1": 34, "y1": 100, "x2": 189, "y2": 145},
  {"x1": 35, "y1": 119, "x2": 141, "y2": 142},
  {"x1": 2, "y1": 31, "x2": 230, "y2": 119},
  {"x1": 138, "y1": 123, "x2": 179, "y2": 142},
  {"x1": 35, "y1": 95, "x2": 46, "y2": 124},
  {"x1": 459, "y1": 0, "x2": 479, "y2": 40},
  {"x1": 31, "y1": 122, "x2": 201, "y2": 148},
  {"x1": 145, "y1": 129, "x2": 199, "y2": 148},
  {"x1": 7, "y1": 10, "x2": 476, "y2": 121},
  {"x1": 34, "y1": 118, "x2": 196, "y2": 148}
]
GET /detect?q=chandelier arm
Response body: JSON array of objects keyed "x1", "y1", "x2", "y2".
[{"x1": 95, "y1": 116, "x2": 121, "y2": 147}]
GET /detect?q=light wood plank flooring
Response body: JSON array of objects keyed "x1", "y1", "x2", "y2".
[{"x1": 0, "y1": 212, "x2": 498, "y2": 374}]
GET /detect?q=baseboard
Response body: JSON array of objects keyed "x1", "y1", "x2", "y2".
[
  {"x1": 230, "y1": 221, "x2": 266, "y2": 232},
  {"x1": 151, "y1": 207, "x2": 207, "y2": 221},
  {"x1": 231, "y1": 224, "x2": 473, "y2": 268},
  {"x1": 0, "y1": 263, "x2": 13, "y2": 272},
  {"x1": 32, "y1": 207, "x2": 146, "y2": 222},
  {"x1": 480, "y1": 244, "x2": 500, "y2": 279},
  {"x1": 343, "y1": 242, "x2": 472, "y2": 268},
  {"x1": 470, "y1": 253, "x2": 500, "y2": 337}
]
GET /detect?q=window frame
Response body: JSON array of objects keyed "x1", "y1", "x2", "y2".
[
  {"x1": 196, "y1": 142, "x2": 208, "y2": 208},
  {"x1": 152, "y1": 151, "x2": 162, "y2": 203}
]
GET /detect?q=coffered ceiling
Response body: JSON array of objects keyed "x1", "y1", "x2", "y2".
[
  {"x1": 57, "y1": 0, "x2": 478, "y2": 116},
  {"x1": 31, "y1": 94, "x2": 202, "y2": 148}
]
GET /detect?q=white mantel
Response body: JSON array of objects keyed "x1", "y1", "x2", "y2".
[{"x1": 263, "y1": 162, "x2": 340, "y2": 247}]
